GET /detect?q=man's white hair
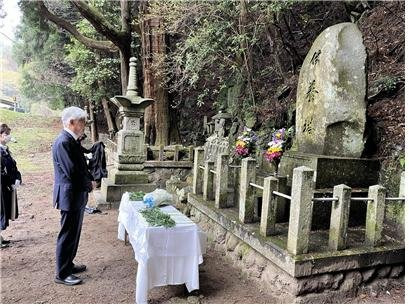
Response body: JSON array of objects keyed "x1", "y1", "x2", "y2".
[{"x1": 61, "y1": 106, "x2": 87, "y2": 127}]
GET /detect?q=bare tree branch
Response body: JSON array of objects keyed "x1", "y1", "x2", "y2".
[
  {"x1": 37, "y1": 1, "x2": 118, "y2": 52},
  {"x1": 69, "y1": 0, "x2": 128, "y2": 48}
]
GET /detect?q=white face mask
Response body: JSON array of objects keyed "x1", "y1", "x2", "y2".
[{"x1": 3, "y1": 135, "x2": 12, "y2": 144}]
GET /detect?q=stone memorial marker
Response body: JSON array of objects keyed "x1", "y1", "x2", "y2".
[
  {"x1": 278, "y1": 23, "x2": 380, "y2": 189},
  {"x1": 295, "y1": 22, "x2": 367, "y2": 157}
]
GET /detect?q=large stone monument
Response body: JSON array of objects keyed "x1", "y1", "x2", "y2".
[
  {"x1": 295, "y1": 22, "x2": 366, "y2": 157},
  {"x1": 279, "y1": 23, "x2": 380, "y2": 189},
  {"x1": 98, "y1": 58, "x2": 156, "y2": 207}
]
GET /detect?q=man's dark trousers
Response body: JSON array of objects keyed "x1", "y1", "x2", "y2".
[
  {"x1": 55, "y1": 192, "x2": 88, "y2": 279},
  {"x1": 52, "y1": 130, "x2": 93, "y2": 279}
]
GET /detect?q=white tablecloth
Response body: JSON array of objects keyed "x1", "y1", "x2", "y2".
[{"x1": 117, "y1": 192, "x2": 207, "y2": 304}]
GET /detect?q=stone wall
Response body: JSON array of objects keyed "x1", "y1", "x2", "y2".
[
  {"x1": 146, "y1": 168, "x2": 192, "y2": 190},
  {"x1": 180, "y1": 202, "x2": 404, "y2": 303}
]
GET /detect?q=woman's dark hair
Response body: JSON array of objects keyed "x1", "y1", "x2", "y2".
[{"x1": 0, "y1": 123, "x2": 11, "y2": 134}]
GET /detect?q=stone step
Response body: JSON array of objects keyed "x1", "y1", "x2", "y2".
[
  {"x1": 100, "y1": 177, "x2": 156, "y2": 206},
  {"x1": 109, "y1": 170, "x2": 150, "y2": 185}
]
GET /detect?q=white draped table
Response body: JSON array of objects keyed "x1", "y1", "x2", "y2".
[{"x1": 117, "y1": 193, "x2": 207, "y2": 304}]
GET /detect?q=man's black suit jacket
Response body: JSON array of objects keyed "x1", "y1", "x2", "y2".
[{"x1": 52, "y1": 130, "x2": 93, "y2": 211}]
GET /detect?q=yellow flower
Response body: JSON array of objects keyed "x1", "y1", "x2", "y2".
[
  {"x1": 236, "y1": 140, "x2": 246, "y2": 147},
  {"x1": 267, "y1": 146, "x2": 281, "y2": 154}
]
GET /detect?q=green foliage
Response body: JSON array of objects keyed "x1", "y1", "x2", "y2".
[
  {"x1": 63, "y1": 0, "x2": 123, "y2": 103},
  {"x1": 399, "y1": 155, "x2": 405, "y2": 168},
  {"x1": 64, "y1": 0, "x2": 144, "y2": 106},
  {"x1": 18, "y1": 61, "x2": 69, "y2": 110},
  {"x1": 14, "y1": 0, "x2": 125, "y2": 111},
  {"x1": 375, "y1": 76, "x2": 401, "y2": 93},
  {"x1": 139, "y1": 207, "x2": 176, "y2": 228},
  {"x1": 129, "y1": 191, "x2": 145, "y2": 201},
  {"x1": 87, "y1": 0, "x2": 122, "y2": 25},
  {"x1": 65, "y1": 21, "x2": 120, "y2": 103},
  {"x1": 149, "y1": 0, "x2": 293, "y2": 130},
  {"x1": 13, "y1": 1, "x2": 80, "y2": 110},
  {"x1": 162, "y1": 1, "x2": 243, "y2": 101}
]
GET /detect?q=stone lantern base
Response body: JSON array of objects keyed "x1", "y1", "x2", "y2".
[
  {"x1": 96, "y1": 135, "x2": 156, "y2": 209},
  {"x1": 97, "y1": 175, "x2": 156, "y2": 209}
]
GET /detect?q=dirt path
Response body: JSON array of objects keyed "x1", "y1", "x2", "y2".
[
  {"x1": 0, "y1": 123, "x2": 404, "y2": 304},
  {"x1": 0, "y1": 150, "x2": 280, "y2": 304}
]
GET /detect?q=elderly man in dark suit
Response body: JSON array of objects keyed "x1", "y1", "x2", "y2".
[{"x1": 52, "y1": 106, "x2": 96, "y2": 286}]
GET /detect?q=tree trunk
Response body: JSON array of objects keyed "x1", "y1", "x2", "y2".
[
  {"x1": 239, "y1": 0, "x2": 255, "y2": 106},
  {"x1": 141, "y1": 16, "x2": 170, "y2": 146},
  {"x1": 101, "y1": 97, "x2": 117, "y2": 138},
  {"x1": 119, "y1": 48, "x2": 130, "y2": 95},
  {"x1": 119, "y1": 0, "x2": 131, "y2": 94},
  {"x1": 141, "y1": 13, "x2": 155, "y2": 144},
  {"x1": 88, "y1": 101, "x2": 98, "y2": 143}
]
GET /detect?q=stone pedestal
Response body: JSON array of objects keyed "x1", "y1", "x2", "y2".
[
  {"x1": 99, "y1": 177, "x2": 155, "y2": 203},
  {"x1": 278, "y1": 151, "x2": 380, "y2": 189},
  {"x1": 278, "y1": 151, "x2": 380, "y2": 230},
  {"x1": 99, "y1": 155, "x2": 156, "y2": 209}
]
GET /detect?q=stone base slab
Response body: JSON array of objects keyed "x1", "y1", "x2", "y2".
[
  {"x1": 114, "y1": 154, "x2": 146, "y2": 164},
  {"x1": 187, "y1": 193, "x2": 403, "y2": 277},
  {"x1": 99, "y1": 177, "x2": 156, "y2": 207},
  {"x1": 278, "y1": 151, "x2": 380, "y2": 188},
  {"x1": 184, "y1": 194, "x2": 404, "y2": 302},
  {"x1": 116, "y1": 163, "x2": 145, "y2": 171},
  {"x1": 109, "y1": 169, "x2": 149, "y2": 185},
  {"x1": 144, "y1": 161, "x2": 193, "y2": 168}
]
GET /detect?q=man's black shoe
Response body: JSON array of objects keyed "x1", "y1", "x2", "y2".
[
  {"x1": 54, "y1": 274, "x2": 82, "y2": 286},
  {"x1": 72, "y1": 264, "x2": 87, "y2": 273}
]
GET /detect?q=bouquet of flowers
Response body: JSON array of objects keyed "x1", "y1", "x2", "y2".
[
  {"x1": 235, "y1": 127, "x2": 258, "y2": 158},
  {"x1": 264, "y1": 128, "x2": 287, "y2": 164}
]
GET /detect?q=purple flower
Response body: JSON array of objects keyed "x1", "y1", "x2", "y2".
[{"x1": 272, "y1": 128, "x2": 286, "y2": 142}]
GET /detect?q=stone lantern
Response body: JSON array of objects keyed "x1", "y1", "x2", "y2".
[{"x1": 98, "y1": 57, "x2": 156, "y2": 207}]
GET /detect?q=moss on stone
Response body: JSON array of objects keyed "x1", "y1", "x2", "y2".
[{"x1": 379, "y1": 153, "x2": 404, "y2": 227}]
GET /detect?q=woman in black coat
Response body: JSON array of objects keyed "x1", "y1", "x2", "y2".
[{"x1": 1, "y1": 123, "x2": 21, "y2": 248}]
